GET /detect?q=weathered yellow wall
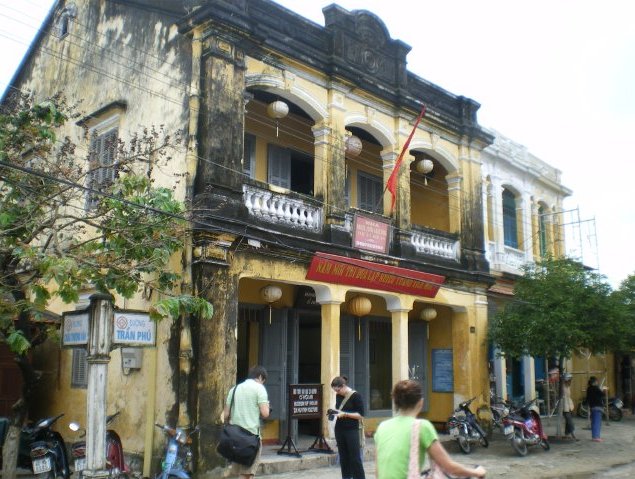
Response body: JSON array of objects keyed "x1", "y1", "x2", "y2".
[{"x1": 426, "y1": 311, "x2": 454, "y2": 423}]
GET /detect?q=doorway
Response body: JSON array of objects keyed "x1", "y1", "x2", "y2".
[{"x1": 295, "y1": 313, "x2": 321, "y2": 437}]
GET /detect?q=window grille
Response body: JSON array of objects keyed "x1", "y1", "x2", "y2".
[{"x1": 71, "y1": 348, "x2": 88, "y2": 389}]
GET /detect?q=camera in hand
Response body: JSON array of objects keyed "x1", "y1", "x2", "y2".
[{"x1": 327, "y1": 408, "x2": 339, "y2": 421}]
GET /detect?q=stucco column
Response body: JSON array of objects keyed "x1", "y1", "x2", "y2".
[
  {"x1": 381, "y1": 150, "x2": 399, "y2": 217},
  {"x1": 521, "y1": 193, "x2": 533, "y2": 261},
  {"x1": 523, "y1": 355, "x2": 536, "y2": 401},
  {"x1": 493, "y1": 349, "x2": 507, "y2": 400},
  {"x1": 320, "y1": 301, "x2": 341, "y2": 391},
  {"x1": 446, "y1": 173, "x2": 462, "y2": 234},
  {"x1": 531, "y1": 200, "x2": 540, "y2": 258},
  {"x1": 319, "y1": 300, "x2": 341, "y2": 438},
  {"x1": 452, "y1": 310, "x2": 473, "y2": 402},
  {"x1": 193, "y1": 257, "x2": 239, "y2": 471},
  {"x1": 325, "y1": 84, "x2": 348, "y2": 224},
  {"x1": 489, "y1": 179, "x2": 504, "y2": 265},
  {"x1": 390, "y1": 308, "x2": 410, "y2": 384},
  {"x1": 313, "y1": 123, "x2": 336, "y2": 218}
]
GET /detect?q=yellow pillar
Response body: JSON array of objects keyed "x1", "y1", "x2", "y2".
[
  {"x1": 390, "y1": 309, "x2": 410, "y2": 384},
  {"x1": 320, "y1": 301, "x2": 341, "y2": 435},
  {"x1": 452, "y1": 310, "x2": 473, "y2": 400}
]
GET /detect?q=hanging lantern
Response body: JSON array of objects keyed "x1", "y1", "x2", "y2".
[
  {"x1": 260, "y1": 284, "x2": 282, "y2": 324},
  {"x1": 349, "y1": 296, "x2": 371, "y2": 340},
  {"x1": 345, "y1": 135, "x2": 363, "y2": 157},
  {"x1": 266, "y1": 100, "x2": 289, "y2": 137},
  {"x1": 420, "y1": 307, "x2": 437, "y2": 321},
  {"x1": 416, "y1": 158, "x2": 434, "y2": 185}
]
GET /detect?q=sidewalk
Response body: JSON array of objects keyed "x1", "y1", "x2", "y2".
[{"x1": 256, "y1": 414, "x2": 635, "y2": 478}]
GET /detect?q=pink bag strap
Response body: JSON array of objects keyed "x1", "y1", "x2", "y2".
[{"x1": 407, "y1": 419, "x2": 421, "y2": 479}]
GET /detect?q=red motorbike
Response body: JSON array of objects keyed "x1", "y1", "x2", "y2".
[
  {"x1": 68, "y1": 411, "x2": 130, "y2": 478},
  {"x1": 502, "y1": 398, "x2": 549, "y2": 456}
]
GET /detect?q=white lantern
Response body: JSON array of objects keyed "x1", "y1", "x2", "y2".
[
  {"x1": 345, "y1": 135, "x2": 363, "y2": 157},
  {"x1": 420, "y1": 307, "x2": 437, "y2": 321},
  {"x1": 266, "y1": 100, "x2": 288, "y2": 137},
  {"x1": 261, "y1": 285, "x2": 283, "y2": 323},
  {"x1": 416, "y1": 158, "x2": 434, "y2": 175},
  {"x1": 266, "y1": 100, "x2": 289, "y2": 119}
]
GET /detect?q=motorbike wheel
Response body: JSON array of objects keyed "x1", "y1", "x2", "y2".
[
  {"x1": 609, "y1": 406, "x2": 623, "y2": 421},
  {"x1": 576, "y1": 402, "x2": 589, "y2": 419},
  {"x1": 540, "y1": 438, "x2": 551, "y2": 450},
  {"x1": 479, "y1": 435, "x2": 489, "y2": 448},
  {"x1": 511, "y1": 430, "x2": 528, "y2": 457},
  {"x1": 457, "y1": 433, "x2": 471, "y2": 454}
]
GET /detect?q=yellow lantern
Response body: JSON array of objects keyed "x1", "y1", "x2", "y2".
[
  {"x1": 261, "y1": 285, "x2": 282, "y2": 324},
  {"x1": 349, "y1": 296, "x2": 371, "y2": 340}
]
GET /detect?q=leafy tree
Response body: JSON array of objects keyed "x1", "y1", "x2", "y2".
[
  {"x1": 613, "y1": 273, "x2": 635, "y2": 349},
  {"x1": 488, "y1": 257, "x2": 624, "y2": 435},
  {"x1": 0, "y1": 93, "x2": 212, "y2": 477}
]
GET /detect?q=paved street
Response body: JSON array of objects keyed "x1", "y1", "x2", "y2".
[{"x1": 257, "y1": 415, "x2": 635, "y2": 479}]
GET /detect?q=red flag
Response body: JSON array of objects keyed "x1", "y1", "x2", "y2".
[{"x1": 386, "y1": 104, "x2": 426, "y2": 213}]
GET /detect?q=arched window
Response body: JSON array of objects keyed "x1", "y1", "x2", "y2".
[
  {"x1": 538, "y1": 205, "x2": 548, "y2": 257},
  {"x1": 502, "y1": 189, "x2": 518, "y2": 248}
]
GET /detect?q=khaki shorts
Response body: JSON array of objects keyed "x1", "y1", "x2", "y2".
[{"x1": 229, "y1": 442, "x2": 262, "y2": 476}]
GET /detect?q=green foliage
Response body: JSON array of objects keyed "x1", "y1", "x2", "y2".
[
  {"x1": 0, "y1": 93, "x2": 212, "y2": 354},
  {"x1": 488, "y1": 257, "x2": 625, "y2": 360}
]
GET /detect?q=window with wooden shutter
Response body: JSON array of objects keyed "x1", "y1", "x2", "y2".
[
  {"x1": 502, "y1": 188, "x2": 519, "y2": 248},
  {"x1": 71, "y1": 348, "x2": 88, "y2": 389},
  {"x1": 243, "y1": 133, "x2": 256, "y2": 179},
  {"x1": 357, "y1": 171, "x2": 382, "y2": 214},
  {"x1": 267, "y1": 144, "x2": 291, "y2": 189},
  {"x1": 86, "y1": 127, "x2": 118, "y2": 209}
]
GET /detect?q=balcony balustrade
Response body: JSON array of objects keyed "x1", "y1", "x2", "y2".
[
  {"x1": 410, "y1": 230, "x2": 460, "y2": 261},
  {"x1": 243, "y1": 184, "x2": 322, "y2": 232}
]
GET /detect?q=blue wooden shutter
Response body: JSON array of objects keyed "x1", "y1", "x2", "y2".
[
  {"x1": 259, "y1": 308, "x2": 288, "y2": 421},
  {"x1": 353, "y1": 317, "x2": 369, "y2": 406},
  {"x1": 357, "y1": 171, "x2": 382, "y2": 213},
  {"x1": 268, "y1": 144, "x2": 291, "y2": 189},
  {"x1": 340, "y1": 316, "x2": 355, "y2": 381}
]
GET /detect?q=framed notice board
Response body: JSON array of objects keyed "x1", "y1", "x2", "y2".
[{"x1": 432, "y1": 348, "x2": 454, "y2": 392}]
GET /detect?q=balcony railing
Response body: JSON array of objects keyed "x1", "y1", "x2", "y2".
[
  {"x1": 488, "y1": 240, "x2": 530, "y2": 273},
  {"x1": 243, "y1": 184, "x2": 322, "y2": 232},
  {"x1": 503, "y1": 245, "x2": 527, "y2": 270},
  {"x1": 411, "y1": 230, "x2": 460, "y2": 262}
]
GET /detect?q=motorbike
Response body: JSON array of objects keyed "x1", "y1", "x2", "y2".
[
  {"x1": 68, "y1": 411, "x2": 130, "y2": 478},
  {"x1": 502, "y1": 398, "x2": 549, "y2": 456},
  {"x1": 488, "y1": 394, "x2": 511, "y2": 431},
  {"x1": 25, "y1": 413, "x2": 71, "y2": 479},
  {"x1": 576, "y1": 397, "x2": 623, "y2": 421},
  {"x1": 446, "y1": 397, "x2": 489, "y2": 454},
  {"x1": 154, "y1": 422, "x2": 199, "y2": 479}
]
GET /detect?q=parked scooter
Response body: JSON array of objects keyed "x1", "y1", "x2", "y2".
[
  {"x1": 68, "y1": 411, "x2": 130, "y2": 478},
  {"x1": 576, "y1": 396, "x2": 623, "y2": 421},
  {"x1": 446, "y1": 397, "x2": 489, "y2": 454},
  {"x1": 154, "y1": 423, "x2": 199, "y2": 479},
  {"x1": 502, "y1": 398, "x2": 550, "y2": 456},
  {"x1": 488, "y1": 394, "x2": 511, "y2": 431},
  {"x1": 25, "y1": 413, "x2": 71, "y2": 479}
]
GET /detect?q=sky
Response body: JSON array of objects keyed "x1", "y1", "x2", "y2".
[{"x1": 1, "y1": 0, "x2": 634, "y2": 288}]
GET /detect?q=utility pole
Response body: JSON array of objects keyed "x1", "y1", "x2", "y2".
[{"x1": 83, "y1": 293, "x2": 114, "y2": 479}]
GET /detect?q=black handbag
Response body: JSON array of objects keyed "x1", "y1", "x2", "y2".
[{"x1": 217, "y1": 385, "x2": 261, "y2": 466}]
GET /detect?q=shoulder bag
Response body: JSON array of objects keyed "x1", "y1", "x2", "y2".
[
  {"x1": 334, "y1": 390, "x2": 365, "y2": 448},
  {"x1": 216, "y1": 384, "x2": 261, "y2": 466},
  {"x1": 409, "y1": 420, "x2": 446, "y2": 479}
]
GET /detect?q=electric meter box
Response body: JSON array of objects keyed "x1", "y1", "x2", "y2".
[{"x1": 121, "y1": 348, "x2": 143, "y2": 369}]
